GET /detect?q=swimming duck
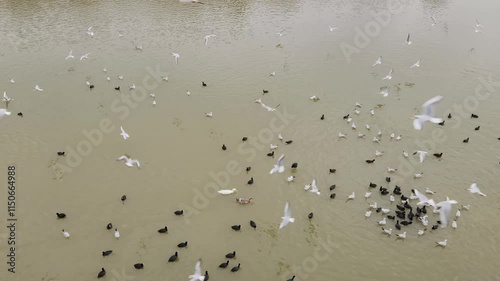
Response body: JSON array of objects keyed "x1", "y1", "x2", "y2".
[
  {"x1": 246, "y1": 166, "x2": 251, "y2": 172},
  {"x1": 97, "y1": 268, "x2": 106, "y2": 278},
  {"x1": 231, "y1": 225, "x2": 241, "y2": 231},
  {"x1": 222, "y1": 144, "x2": 227, "y2": 150},
  {"x1": 263, "y1": 89, "x2": 269, "y2": 94},
  {"x1": 177, "y1": 241, "x2": 188, "y2": 248},
  {"x1": 320, "y1": 114, "x2": 324, "y2": 120},
  {"x1": 168, "y1": 252, "x2": 179, "y2": 262},
  {"x1": 114, "y1": 86, "x2": 120, "y2": 91},
  {"x1": 242, "y1": 137, "x2": 248, "y2": 142},
  {"x1": 202, "y1": 81, "x2": 207, "y2": 87},
  {"x1": 250, "y1": 220, "x2": 257, "y2": 229},
  {"x1": 225, "y1": 251, "x2": 236, "y2": 259},
  {"x1": 106, "y1": 223, "x2": 113, "y2": 230},
  {"x1": 369, "y1": 182, "x2": 377, "y2": 188},
  {"x1": 447, "y1": 113, "x2": 452, "y2": 118},
  {"x1": 308, "y1": 212, "x2": 314, "y2": 219},
  {"x1": 366, "y1": 159, "x2": 375, "y2": 163},
  {"x1": 231, "y1": 263, "x2": 241, "y2": 272},
  {"x1": 330, "y1": 193, "x2": 336, "y2": 199},
  {"x1": 56, "y1": 213, "x2": 66, "y2": 219},
  {"x1": 395, "y1": 220, "x2": 401, "y2": 230},
  {"x1": 17, "y1": 112, "x2": 23, "y2": 117},
  {"x1": 471, "y1": 113, "x2": 478, "y2": 118},
  {"x1": 247, "y1": 177, "x2": 254, "y2": 185},
  {"x1": 329, "y1": 168, "x2": 336, "y2": 173},
  {"x1": 134, "y1": 263, "x2": 144, "y2": 269},
  {"x1": 287, "y1": 276, "x2": 296, "y2": 281},
  {"x1": 62, "y1": 229, "x2": 70, "y2": 238},
  {"x1": 121, "y1": 195, "x2": 127, "y2": 203},
  {"x1": 463, "y1": 137, "x2": 469, "y2": 143},
  {"x1": 291, "y1": 163, "x2": 298, "y2": 169},
  {"x1": 158, "y1": 226, "x2": 168, "y2": 233},
  {"x1": 474, "y1": 126, "x2": 480, "y2": 131},
  {"x1": 329, "y1": 185, "x2": 336, "y2": 190},
  {"x1": 57, "y1": 152, "x2": 65, "y2": 156},
  {"x1": 267, "y1": 151, "x2": 274, "y2": 157},
  {"x1": 174, "y1": 210, "x2": 184, "y2": 216},
  {"x1": 433, "y1": 152, "x2": 443, "y2": 158},
  {"x1": 219, "y1": 260, "x2": 229, "y2": 268},
  {"x1": 102, "y1": 250, "x2": 112, "y2": 257}
]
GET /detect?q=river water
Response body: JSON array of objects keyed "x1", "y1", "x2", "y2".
[{"x1": 1, "y1": 0, "x2": 500, "y2": 280}]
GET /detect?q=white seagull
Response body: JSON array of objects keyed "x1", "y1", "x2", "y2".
[
  {"x1": 120, "y1": 126, "x2": 129, "y2": 140},
  {"x1": 86, "y1": 26, "x2": 94, "y2": 37},
  {"x1": 287, "y1": 176, "x2": 295, "y2": 182},
  {"x1": 436, "y1": 239, "x2": 447, "y2": 247},
  {"x1": 204, "y1": 34, "x2": 217, "y2": 45},
  {"x1": 80, "y1": 53, "x2": 90, "y2": 60},
  {"x1": 425, "y1": 188, "x2": 436, "y2": 195},
  {"x1": 62, "y1": 229, "x2": 70, "y2": 238},
  {"x1": 468, "y1": 183, "x2": 486, "y2": 196},
  {"x1": 114, "y1": 228, "x2": 120, "y2": 239},
  {"x1": 308, "y1": 178, "x2": 320, "y2": 195},
  {"x1": 382, "y1": 69, "x2": 393, "y2": 80},
  {"x1": 116, "y1": 155, "x2": 140, "y2": 168},
  {"x1": 328, "y1": 26, "x2": 337, "y2": 31},
  {"x1": 205, "y1": 112, "x2": 213, "y2": 118},
  {"x1": 309, "y1": 95, "x2": 320, "y2": 102},
  {"x1": 396, "y1": 232, "x2": 407, "y2": 239},
  {"x1": 412, "y1": 189, "x2": 436, "y2": 207},
  {"x1": 431, "y1": 16, "x2": 437, "y2": 27},
  {"x1": 373, "y1": 56, "x2": 382, "y2": 66},
  {"x1": 413, "y1": 95, "x2": 444, "y2": 130},
  {"x1": 413, "y1": 150, "x2": 428, "y2": 163},
  {"x1": 365, "y1": 211, "x2": 372, "y2": 218},
  {"x1": 347, "y1": 192, "x2": 355, "y2": 201},
  {"x1": 410, "y1": 60, "x2": 421, "y2": 68},
  {"x1": 34, "y1": 85, "x2": 44, "y2": 92},
  {"x1": 2, "y1": 92, "x2": 12, "y2": 102},
  {"x1": 172, "y1": 53, "x2": 180, "y2": 64},
  {"x1": 0, "y1": 108, "x2": 12, "y2": 119},
  {"x1": 279, "y1": 202, "x2": 295, "y2": 229},
  {"x1": 218, "y1": 188, "x2": 237, "y2": 195},
  {"x1": 380, "y1": 86, "x2": 390, "y2": 97},
  {"x1": 188, "y1": 259, "x2": 206, "y2": 281},
  {"x1": 270, "y1": 154, "x2": 285, "y2": 174},
  {"x1": 65, "y1": 50, "x2": 74, "y2": 60},
  {"x1": 436, "y1": 197, "x2": 458, "y2": 228},
  {"x1": 475, "y1": 20, "x2": 484, "y2": 28},
  {"x1": 382, "y1": 228, "x2": 392, "y2": 235},
  {"x1": 405, "y1": 33, "x2": 412, "y2": 45}
]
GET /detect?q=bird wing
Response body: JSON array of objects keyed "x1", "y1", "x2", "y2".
[
  {"x1": 407, "y1": 33, "x2": 410, "y2": 42},
  {"x1": 189, "y1": 259, "x2": 202, "y2": 280},
  {"x1": 117, "y1": 155, "x2": 128, "y2": 161},
  {"x1": 131, "y1": 160, "x2": 140, "y2": 167},
  {"x1": 414, "y1": 189, "x2": 431, "y2": 206},
  {"x1": 438, "y1": 202, "x2": 451, "y2": 228},
  {"x1": 422, "y1": 95, "x2": 443, "y2": 117},
  {"x1": 419, "y1": 151, "x2": 427, "y2": 163},
  {"x1": 276, "y1": 154, "x2": 285, "y2": 166},
  {"x1": 311, "y1": 179, "x2": 319, "y2": 193}
]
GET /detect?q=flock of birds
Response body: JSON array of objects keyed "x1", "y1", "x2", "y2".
[{"x1": 0, "y1": 2, "x2": 496, "y2": 280}]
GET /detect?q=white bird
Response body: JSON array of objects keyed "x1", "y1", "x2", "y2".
[
  {"x1": 218, "y1": 188, "x2": 237, "y2": 195},
  {"x1": 375, "y1": 150, "x2": 384, "y2": 157},
  {"x1": 346, "y1": 117, "x2": 352, "y2": 122},
  {"x1": 396, "y1": 135, "x2": 402, "y2": 141},
  {"x1": 381, "y1": 208, "x2": 390, "y2": 214},
  {"x1": 270, "y1": 71, "x2": 276, "y2": 77},
  {"x1": 80, "y1": 53, "x2": 90, "y2": 60},
  {"x1": 461, "y1": 204, "x2": 471, "y2": 211},
  {"x1": 116, "y1": 155, "x2": 140, "y2": 168},
  {"x1": 287, "y1": 176, "x2": 295, "y2": 182},
  {"x1": 436, "y1": 197, "x2": 458, "y2": 228},
  {"x1": 378, "y1": 218, "x2": 387, "y2": 225},
  {"x1": 308, "y1": 178, "x2": 320, "y2": 195},
  {"x1": 456, "y1": 209, "x2": 461, "y2": 218},
  {"x1": 172, "y1": 53, "x2": 180, "y2": 64},
  {"x1": 9, "y1": 78, "x2": 14, "y2": 84},
  {"x1": 373, "y1": 56, "x2": 382, "y2": 66},
  {"x1": 278, "y1": 133, "x2": 283, "y2": 141},
  {"x1": 377, "y1": 130, "x2": 382, "y2": 136},
  {"x1": 390, "y1": 195, "x2": 395, "y2": 202},
  {"x1": 475, "y1": 20, "x2": 484, "y2": 28},
  {"x1": 388, "y1": 167, "x2": 397, "y2": 173},
  {"x1": 65, "y1": 50, "x2": 74, "y2": 60},
  {"x1": 365, "y1": 124, "x2": 371, "y2": 130},
  {"x1": 277, "y1": 29, "x2": 285, "y2": 37},
  {"x1": 309, "y1": 95, "x2": 320, "y2": 102},
  {"x1": 187, "y1": 91, "x2": 191, "y2": 96},
  {"x1": 129, "y1": 84, "x2": 136, "y2": 90},
  {"x1": 102, "y1": 68, "x2": 107, "y2": 73},
  {"x1": 107, "y1": 77, "x2": 111, "y2": 81},
  {"x1": 365, "y1": 211, "x2": 372, "y2": 218},
  {"x1": 135, "y1": 45, "x2": 143, "y2": 51},
  {"x1": 279, "y1": 202, "x2": 295, "y2": 229},
  {"x1": 328, "y1": 26, "x2": 337, "y2": 31},
  {"x1": 417, "y1": 229, "x2": 426, "y2": 236},
  {"x1": 365, "y1": 191, "x2": 372, "y2": 198},
  {"x1": 270, "y1": 144, "x2": 278, "y2": 150},
  {"x1": 205, "y1": 112, "x2": 213, "y2": 118},
  {"x1": 425, "y1": 188, "x2": 436, "y2": 195},
  {"x1": 120, "y1": 126, "x2": 129, "y2": 140},
  {"x1": 431, "y1": 16, "x2": 437, "y2": 27},
  {"x1": 396, "y1": 232, "x2": 407, "y2": 239},
  {"x1": 270, "y1": 154, "x2": 285, "y2": 175},
  {"x1": 473, "y1": 26, "x2": 483, "y2": 32},
  {"x1": 412, "y1": 189, "x2": 436, "y2": 207},
  {"x1": 86, "y1": 26, "x2": 94, "y2": 36},
  {"x1": 0, "y1": 108, "x2": 12, "y2": 119},
  {"x1": 382, "y1": 228, "x2": 392, "y2": 235},
  {"x1": 118, "y1": 75, "x2": 124, "y2": 80},
  {"x1": 354, "y1": 109, "x2": 360, "y2": 115},
  {"x1": 468, "y1": 183, "x2": 486, "y2": 196},
  {"x1": 62, "y1": 229, "x2": 70, "y2": 238},
  {"x1": 410, "y1": 60, "x2": 421, "y2": 68},
  {"x1": 2, "y1": 92, "x2": 12, "y2": 102},
  {"x1": 351, "y1": 123, "x2": 357, "y2": 130},
  {"x1": 403, "y1": 151, "x2": 409, "y2": 158},
  {"x1": 338, "y1": 132, "x2": 347, "y2": 139},
  {"x1": 413, "y1": 95, "x2": 444, "y2": 130},
  {"x1": 413, "y1": 150, "x2": 428, "y2": 163},
  {"x1": 149, "y1": 93, "x2": 156, "y2": 99},
  {"x1": 382, "y1": 69, "x2": 393, "y2": 80},
  {"x1": 114, "y1": 229, "x2": 120, "y2": 239},
  {"x1": 380, "y1": 86, "x2": 390, "y2": 97},
  {"x1": 390, "y1": 133, "x2": 395, "y2": 139},
  {"x1": 260, "y1": 102, "x2": 278, "y2": 112},
  {"x1": 452, "y1": 220, "x2": 457, "y2": 229},
  {"x1": 118, "y1": 32, "x2": 124, "y2": 38},
  {"x1": 347, "y1": 192, "x2": 355, "y2": 201},
  {"x1": 188, "y1": 259, "x2": 205, "y2": 281},
  {"x1": 414, "y1": 172, "x2": 423, "y2": 178},
  {"x1": 162, "y1": 76, "x2": 169, "y2": 82},
  {"x1": 370, "y1": 109, "x2": 375, "y2": 116},
  {"x1": 436, "y1": 239, "x2": 447, "y2": 247},
  {"x1": 34, "y1": 85, "x2": 44, "y2": 92},
  {"x1": 357, "y1": 132, "x2": 365, "y2": 138},
  {"x1": 355, "y1": 102, "x2": 362, "y2": 108},
  {"x1": 369, "y1": 202, "x2": 378, "y2": 209},
  {"x1": 405, "y1": 33, "x2": 412, "y2": 45},
  {"x1": 372, "y1": 137, "x2": 380, "y2": 143},
  {"x1": 204, "y1": 34, "x2": 217, "y2": 45},
  {"x1": 152, "y1": 100, "x2": 156, "y2": 106}
]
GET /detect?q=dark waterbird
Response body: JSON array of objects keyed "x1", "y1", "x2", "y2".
[
  {"x1": 320, "y1": 114, "x2": 324, "y2": 120},
  {"x1": 330, "y1": 193, "x2": 336, "y2": 199},
  {"x1": 242, "y1": 137, "x2": 248, "y2": 142},
  {"x1": 366, "y1": 159, "x2": 375, "y2": 163},
  {"x1": 329, "y1": 168, "x2": 336, "y2": 173},
  {"x1": 121, "y1": 195, "x2": 127, "y2": 203},
  {"x1": 202, "y1": 81, "x2": 207, "y2": 87},
  {"x1": 225, "y1": 251, "x2": 236, "y2": 259},
  {"x1": 463, "y1": 137, "x2": 469, "y2": 143},
  {"x1": 247, "y1": 177, "x2": 254, "y2": 185},
  {"x1": 369, "y1": 182, "x2": 377, "y2": 188},
  {"x1": 308, "y1": 213, "x2": 314, "y2": 219},
  {"x1": 107, "y1": 223, "x2": 113, "y2": 230},
  {"x1": 168, "y1": 252, "x2": 179, "y2": 262},
  {"x1": 246, "y1": 166, "x2": 251, "y2": 172},
  {"x1": 97, "y1": 268, "x2": 106, "y2": 278},
  {"x1": 250, "y1": 220, "x2": 257, "y2": 229},
  {"x1": 231, "y1": 263, "x2": 241, "y2": 272},
  {"x1": 57, "y1": 151, "x2": 65, "y2": 156},
  {"x1": 471, "y1": 113, "x2": 478, "y2": 118},
  {"x1": 433, "y1": 153, "x2": 443, "y2": 158},
  {"x1": 222, "y1": 144, "x2": 227, "y2": 150},
  {"x1": 329, "y1": 184, "x2": 336, "y2": 190},
  {"x1": 177, "y1": 241, "x2": 188, "y2": 248},
  {"x1": 291, "y1": 162, "x2": 298, "y2": 169},
  {"x1": 285, "y1": 140, "x2": 293, "y2": 145},
  {"x1": 231, "y1": 225, "x2": 241, "y2": 231},
  {"x1": 17, "y1": 112, "x2": 23, "y2": 117},
  {"x1": 474, "y1": 126, "x2": 480, "y2": 131},
  {"x1": 56, "y1": 213, "x2": 66, "y2": 219},
  {"x1": 267, "y1": 151, "x2": 274, "y2": 157},
  {"x1": 134, "y1": 263, "x2": 144, "y2": 269},
  {"x1": 174, "y1": 210, "x2": 184, "y2": 216},
  {"x1": 263, "y1": 89, "x2": 268, "y2": 94},
  {"x1": 102, "y1": 250, "x2": 113, "y2": 257},
  {"x1": 158, "y1": 226, "x2": 168, "y2": 233},
  {"x1": 219, "y1": 260, "x2": 229, "y2": 268}
]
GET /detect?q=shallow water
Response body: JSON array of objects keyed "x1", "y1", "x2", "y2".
[{"x1": 1, "y1": 0, "x2": 500, "y2": 280}]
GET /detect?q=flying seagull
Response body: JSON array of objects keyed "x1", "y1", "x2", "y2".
[
  {"x1": 116, "y1": 155, "x2": 140, "y2": 169},
  {"x1": 188, "y1": 259, "x2": 206, "y2": 281},
  {"x1": 279, "y1": 202, "x2": 295, "y2": 229},
  {"x1": 405, "y1": 33, "x2": 412, "y2": 45},
  {"x1": 468, "y1": 183, "x2": 486, "y2": 196},
  {"x1": 436, "y1": 197, "x2": 458, "y2": 228},
  {"x1": 410, "y1": 59, "x2": 421, "y2": 68},
  {"x1": 373, "y1": 56, "x2": 382, "y2": 66},
  {"x1": 120, "y1": 126, "x2": 129, "y2": 140},
  {"x1": 204, "y1": 34, "x2": 217, "y2": 45},
  {"x1": 382, "y1": 69, "x2": 393, "y2": 80},
  {"x1": 270, "y1": 154, "x2": 285, "y2": 174},
  {"x1": 65, "y1": 50, "x2": 74, "y2": 60},
  {"x1": 172, "y1": 53, "x2": 180, "y2": 64},
  {"x1": 413, "y1": 95, "x2": 444, "y2": 130}
]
